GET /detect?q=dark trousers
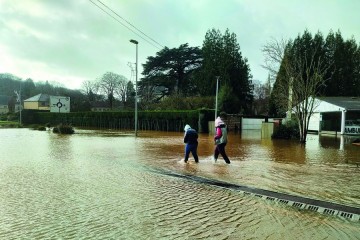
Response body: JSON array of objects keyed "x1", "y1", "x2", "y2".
[
  {"x1": 214, "y1": 143, "x2": 230, "y2": 164},
  {"x1": 185, "y1": 143, "x2": 199, "y2": 162}
]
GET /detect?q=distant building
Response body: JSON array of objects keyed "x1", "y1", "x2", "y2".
[
  {"x1": 299, "y1": 97, "x2": 360, "y2": 135},
  {"x1": 91, "y1": 101, "x2": 111, "y2": 112},
  {"x1": 0, "y1": 95, "x2": 21, "y2": 114},
  {"x1": 0, "y1": 95, "x2": 9, "y2": 114},
  {"x1": 23, "y1": 94, "x2": 50, "y2": 111}
]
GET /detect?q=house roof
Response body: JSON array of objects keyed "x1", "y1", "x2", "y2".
[
  {"x1": 0, "y1": 95, "x2": 9, "y2": 105},
  {"x1": 24, "y1": 93, "x2": 50, "y2": 102},
  {"x1": 318, "y1": 97, "x2": 360, "y2": 111}
]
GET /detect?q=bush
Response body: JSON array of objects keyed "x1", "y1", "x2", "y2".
[
  {"x1": 0, "y1": 121, "x2": 21, "y2": 128},
  {"x1": 272, "y1": 120, "x2": 299, "y2": 139},
  {"x1": 37, "y1": 126, "x2": 46, "y2": 131},
  {"x1": 53, "y1": 123, "x2": 75, "y2": 134}
]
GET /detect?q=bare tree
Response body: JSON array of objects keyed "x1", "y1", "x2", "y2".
[
  {"x1": 262, "y1": 37, "x2": 331, "y2": 143},
  {"x1": 81, "y1": 80, "x2": 100, "y2": 101},
  {"x1": 113, "y1": 75, "x2": 128, "y2": 102},
  {"x1": 262, "y1": 38, "x2": 288, "y2": 83},
  {"x1": 98, "y1": 72, "x2": 123, "y2": 109},
  {"x1": 252, "y1": 79, "x2": 270, "y2": 115}
]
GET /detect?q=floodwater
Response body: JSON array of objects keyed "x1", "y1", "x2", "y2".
[{"x1": 0, "y1": 128, "x2": 359, "y2": 239}]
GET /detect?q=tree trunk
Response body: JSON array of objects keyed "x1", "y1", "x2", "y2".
[{"x1": 299, "y1": 118, "x2": 307, "y2": 143}]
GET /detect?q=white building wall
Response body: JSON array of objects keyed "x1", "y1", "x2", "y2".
[
  {"x1": 313, "y1": 99, "x2": 345, "y2": 112},
  {"x1": 308, "y1": 112, "x2": 320, "y2": 132},
  {"x1": 297, "y1": 98, "x2": 347, "y2": 134},
  {"x1": 242, "y1": 118, "x2": 276, "y2": 130}
]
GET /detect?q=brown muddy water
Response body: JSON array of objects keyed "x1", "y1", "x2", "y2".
[{"x1": 0, "y1": 128, "x2": 359, "y2": 239}]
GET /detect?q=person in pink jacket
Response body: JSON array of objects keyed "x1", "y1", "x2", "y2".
[{"x1": 214, "y1": 117, "x2": 230, "y2": 164}]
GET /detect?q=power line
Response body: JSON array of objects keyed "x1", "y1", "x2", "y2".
[
  {"x1": 89, "y1": 0, "x2": 164, "y2": 50},
  {"x1": 96, "y1": 0, "x2": 164, "y2": 49}
]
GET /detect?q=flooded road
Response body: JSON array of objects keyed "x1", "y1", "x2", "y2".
[{"x1": 0, "y1": 128, "x2": 359, "y2": 239}]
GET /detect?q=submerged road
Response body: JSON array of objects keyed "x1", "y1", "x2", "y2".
[{"x1": 159, "y1": 170, "x2": 360, "y2": 222}]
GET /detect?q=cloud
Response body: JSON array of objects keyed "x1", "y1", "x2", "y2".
[{"x1": 1, "y1": 0, "x2": 360, "y2": 89}]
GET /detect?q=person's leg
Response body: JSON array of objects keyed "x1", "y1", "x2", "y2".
[
  {"x1": 191, "y1": 143, "x2": 199, "y2": 163},
  {"x1": 214, "y1": 145, "x2": 220, "y2": 161},
  {"x1": 184, "y1": 144, "x2": 191, "y2": 162},
  {"x1": 218, "y1": 144, "x2": 230, "y2": 164}
]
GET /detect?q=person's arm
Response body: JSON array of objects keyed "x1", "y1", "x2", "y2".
[
  {"x1": 184, "y1": 132, "x2": 188, "y2": 143},
  {"x1": 214, "y1": 127, "x2": 222, "y2": 139}
]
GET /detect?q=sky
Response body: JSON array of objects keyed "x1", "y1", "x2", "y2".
[{"x1": 1, "y1": 0, "x2": 360, "y2": 90}]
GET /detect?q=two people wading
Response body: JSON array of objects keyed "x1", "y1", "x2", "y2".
[{"x1": 183, "y1": 116, "x2": 230, "y2": 164}]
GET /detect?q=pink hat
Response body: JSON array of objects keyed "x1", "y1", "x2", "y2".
[{"x1": 215, "y1": 117, "x2": 224, "y2": 127}]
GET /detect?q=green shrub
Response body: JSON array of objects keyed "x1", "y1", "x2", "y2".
[
  {"x1": 30, "y1": 109, "x2": 214, "y2": 132},
  {"x1": 272, "y1": 120, "x2": 299, "y2": 139},
  {"x1": 0, "y1": 121, "x2": 21, "y2": 128}
]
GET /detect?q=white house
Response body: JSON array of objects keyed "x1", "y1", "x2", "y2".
[{"x1": 304, "y1": 97, "x2": 360, "y2": 135}]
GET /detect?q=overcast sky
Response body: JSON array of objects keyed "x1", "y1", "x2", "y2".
[{"x1": 1, "y1": 0, "x2": 360, "y2": 90}]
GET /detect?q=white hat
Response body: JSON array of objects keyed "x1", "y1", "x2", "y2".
[
  {"x1": 184, "y1": 124, "x2": 191, "y2": 132},
  {"x1": 215, "y1": 117, "x2": 224, "y2": 127}
]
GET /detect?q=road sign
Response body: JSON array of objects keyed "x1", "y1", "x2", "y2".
[{"x1": 50, "y1": 96, "x2": 70, "y2": 113}]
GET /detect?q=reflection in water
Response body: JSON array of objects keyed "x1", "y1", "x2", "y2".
[
  {"x1": 0, "y1": 128, "x2": 359, "y2": 239},
  {"x1": 48, "y1": 133, "x2": 74, "y2": 161}
]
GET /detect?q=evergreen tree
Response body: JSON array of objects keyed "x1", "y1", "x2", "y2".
[
  {"x1": 195, "y1": 29, "x2": 223, "y2": 96},
  {"x1": 218, "y1": 84, "x2": 241, "y2": 114},
  {"x1": 197, "y1": 28, "x2": 253, "y2": 113},
  {"x1": 322, "y1": 30, "x2": 360, "y2": 96},
  {"x1": 263, "y1": 30, "x2": 330, "y2": 143},
  {"x1": 141, "y1": 43, "x2": 202, "y2": 97},
  {"x1": 125, "y1": 81, "x2": 135, "y2": 109}
]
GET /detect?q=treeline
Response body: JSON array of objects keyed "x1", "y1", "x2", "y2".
[
  {"x1": 269, "y1": 30, "x2": 360, "y2": 116},
  {"x1": 1, "y1": 29, "x2": 359, "y2": 118},
  {"x1": 0, "y1": 28, "x2": 277, "y2": 115},
  {"x1": 85, "y1": 28, "x2": 254, "y2": 114},
  {"x1": 0, "y1": 73, "x2": 90, "y2": 112}
]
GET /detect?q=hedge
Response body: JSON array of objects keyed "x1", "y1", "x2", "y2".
[{"x1": 22, "y1": 109, "x2": 214, "y2": 133}]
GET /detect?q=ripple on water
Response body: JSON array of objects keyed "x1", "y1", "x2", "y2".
[{"x1": 0, "y1": 129, "x2": 359, "y2": 239}]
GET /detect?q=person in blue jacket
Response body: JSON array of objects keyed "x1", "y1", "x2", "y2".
[{"x1": 183, "y1": 124, "x2": 199, "y2": 163}]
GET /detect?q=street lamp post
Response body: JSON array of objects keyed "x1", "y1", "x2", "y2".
[
  {"x1": 215, "y1": 76, "x2": 219, "y2": 121},
  {"x1": 130, "y1": 39, "x2": 138, "y2": 136},
  {"x1": 19, "y1": 83, "x2": 22, "y2": 125},
  {"x1": 14, "y1": 83, "x2": 22, "y2": 125}
]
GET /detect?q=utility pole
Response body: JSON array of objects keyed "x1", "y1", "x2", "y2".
[
  {"x1": 287, "y1": 77, "x2": 293, "y2": 120},
  {"x1": 130, "y1": 39, "x2": 139, "y2": 136},
  {"x1": 215, "y1": 76, "x2": 220, "y2": 120},
  {"x1": 14, "y1": 83, "x2": 22, "y2": 125}
]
